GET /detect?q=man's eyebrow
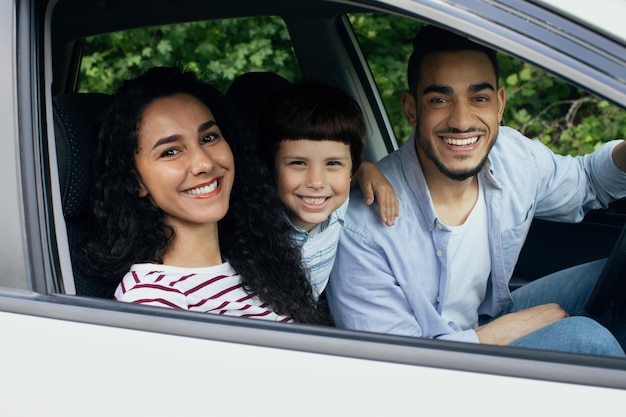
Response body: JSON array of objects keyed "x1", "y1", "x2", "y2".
[
  {"x1": 422, "y1": 84, "x2": 452, "y2": 95},
  {"x1": 469, "y1": 82, "x2": 496, "y2": 93},
  {"x1": 422, "y1": 82, "x2": 496, "y2": 96}
]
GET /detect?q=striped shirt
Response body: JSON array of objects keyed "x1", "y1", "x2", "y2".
[
  {"x1": 114, "y1": 262, "x2": 292, "y2": 322},
  {"x1": 291, "y1": 198, "x2": 348, "y2": 299}
]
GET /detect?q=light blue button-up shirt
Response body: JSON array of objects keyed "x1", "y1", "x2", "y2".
[
  {"x1": 291, "y1": 199, "x2": 348, "y2": 299},
  {"x1": 327, "y1": 127, "x2": 626, "y2": 343}
]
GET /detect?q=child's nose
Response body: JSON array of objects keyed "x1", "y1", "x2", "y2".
[{"x1": 305, "y1": 166, "x2": 325, "y2": 189}]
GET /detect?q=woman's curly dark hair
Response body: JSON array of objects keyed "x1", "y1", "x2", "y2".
[{"x1": 82, "y1": 66, "x2": 331, "y2": 325}]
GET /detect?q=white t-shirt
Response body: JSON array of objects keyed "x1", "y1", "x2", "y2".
[
  {"x1": 114, "y1": 261, "x2": 293, "y2": 322},
  {"x1": 440, "y1": 179, "x2": 490, "y2": 330}
]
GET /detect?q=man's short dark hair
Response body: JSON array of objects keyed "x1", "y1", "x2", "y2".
[{"x1": 407, "y1": 25, "x2": 499, "y2": 94}]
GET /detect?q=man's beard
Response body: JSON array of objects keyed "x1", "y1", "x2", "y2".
[{"x1": 416, "y1": 130, "x2": 496, "y2": 181}]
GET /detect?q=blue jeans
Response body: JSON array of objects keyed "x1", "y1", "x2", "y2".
[{"x1": 483, "y1": 259, "x2": 625, "y2": 357}]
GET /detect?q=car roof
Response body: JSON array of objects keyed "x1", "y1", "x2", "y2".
[
  {"x1": 51, "y1": 0, "x2": 369, "y2": 40},
  {"x1": 531, "y1": 0, "x2": 626, "y2": 43}
]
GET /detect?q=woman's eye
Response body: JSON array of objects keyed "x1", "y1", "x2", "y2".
[
  {"x1": 202, "y1": 132, "x2": 219, "y2": 143},
  {"x1": 160, "y1": 148, "x2": 180, "y2": 158}
]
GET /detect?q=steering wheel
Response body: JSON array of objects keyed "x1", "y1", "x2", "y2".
[{"x1": 585, "y1": 223, "x2": 626, "y2": 321}]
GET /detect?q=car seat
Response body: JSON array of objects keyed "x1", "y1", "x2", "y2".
[
  {"x1": 53, "y1": 92, "x2": 112, "y2": 298},
  {"x1": 225, "y1": 71, "x2": 291, "y2": 135}
]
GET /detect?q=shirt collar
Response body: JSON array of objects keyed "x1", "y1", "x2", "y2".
[{"x1": 289, "y1": 198, "x2": 348, "y2": 238}]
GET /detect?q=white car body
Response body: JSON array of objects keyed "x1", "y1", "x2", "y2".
[{"x1": 1, "y1": 0, "x2": 626, "y2": 415}]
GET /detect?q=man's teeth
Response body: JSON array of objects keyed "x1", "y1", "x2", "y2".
[
  {"x1": 302, "y1": 197, "x2": 327, "y2": 204},
  {"x1": 184, "y1": 181, "x2": 218, "y2": 195},
  {"x1": 444, "y1": 136, "x2": 479, "y2": 146}
]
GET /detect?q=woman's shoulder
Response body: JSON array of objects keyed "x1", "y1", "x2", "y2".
[{"x1": 125, "y1": 262, "x2": 238, "y2": 283}]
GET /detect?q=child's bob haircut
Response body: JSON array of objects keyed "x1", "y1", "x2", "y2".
[{"x1": 258, "y1": 81, "x2": 366, "y2": 176}]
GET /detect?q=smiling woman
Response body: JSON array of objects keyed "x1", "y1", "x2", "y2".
[{"x1": 81, "y1": 66, "x2": 332, "y2": 325}]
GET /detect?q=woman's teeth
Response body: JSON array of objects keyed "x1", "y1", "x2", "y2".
[{"x1": 184, "y1": 181, "x2": 218, "y2": 195}]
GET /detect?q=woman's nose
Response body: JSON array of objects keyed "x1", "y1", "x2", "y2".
[{"x1": 190, "y1": 147, "x2": 214, "y2": 175}]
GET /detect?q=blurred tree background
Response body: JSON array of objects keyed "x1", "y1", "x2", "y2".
[{"x1": 80, "y1": 13, "x2": 626, "y2": 156}]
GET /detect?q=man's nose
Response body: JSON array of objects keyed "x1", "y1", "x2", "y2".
[{"x1": 448, "y1": 101, "x2": 473, "y2": 130}]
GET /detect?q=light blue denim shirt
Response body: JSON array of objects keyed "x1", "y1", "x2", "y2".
[
  {"x1": 327, "y1": 127, "x2": 626, "y2": 343},
  {"x1": 291, "y1": 198, "x2": 348, "y2": 299}
]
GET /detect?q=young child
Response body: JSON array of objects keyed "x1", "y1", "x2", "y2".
[
  {"x1": 82, "y1": 66, "x2": 330, "y2": 325},
  {"x1": 257, "y1": 81, "x2": 398, "y2": 299}
]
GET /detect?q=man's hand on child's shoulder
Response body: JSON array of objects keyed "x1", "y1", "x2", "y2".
[{"x1": 354, "y1": 161, "x2": 399, "y2": 226}]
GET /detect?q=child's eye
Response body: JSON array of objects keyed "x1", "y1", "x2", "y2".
[
  {"x1": 327, "y1": 161, "x2": 344, "y2": 166},
  {"x1": 289, "y1": 160, "x2": 306, "y2": 166}
]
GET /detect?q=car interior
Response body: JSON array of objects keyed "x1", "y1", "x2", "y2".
[
  {"x1": 48, "y1": 0, "x2": 393, "y2": 297},
  {"x1": 45, "y1": 0, "x2": 626, "y2": 330}
]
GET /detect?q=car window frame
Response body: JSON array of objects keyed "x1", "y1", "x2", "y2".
[{"x1": 8, "y1": 0, "x2": 625, "y2": 394}]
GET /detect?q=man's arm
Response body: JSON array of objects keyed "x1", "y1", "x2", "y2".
[
  {"x1": 612, "y1": 140, "x2": 626, "y2": 172},
  {"x1": 475, "y1": 304, "x2": 568, "y2": 345},
  {"x1": 351, "y1": 161, "x2": 399, "y2": 226},
  {"x1": 523, "y1": 135, "x2": 626, "y2": 219},
  {"x1": 327, "y1": 223, "x2": 423, "y2": 336}
]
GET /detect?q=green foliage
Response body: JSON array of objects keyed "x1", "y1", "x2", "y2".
[
  {"x1": 79, "y1": 16, "x2": 300, "y2": 94},
  {"x1": 348, "y1": 14, "x2": 423, "y2": 145},
  {"x1": 500, "y1": 60, "x2": 626, "y2": 155},
  {"x1": 79, "y1": 13, "x2": 626, "y2": 155}
]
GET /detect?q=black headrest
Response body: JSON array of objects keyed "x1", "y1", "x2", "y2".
[
  {"x1": 53, "y1": 92, "x2": 113, "y2": 298},
  {"x1": 53, "y1": 93, "x2": 111, "y2": 220},
  {"x1": 226, "y1": 72, "x2": 290, "y2": 133}
]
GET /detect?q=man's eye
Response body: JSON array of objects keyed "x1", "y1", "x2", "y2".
[
  {"x1": 474, "y1": 96, "x2": 489, "y2": 102},
  {"x1": 430, "y1": 97, "x2": 447, "y2": 104}
]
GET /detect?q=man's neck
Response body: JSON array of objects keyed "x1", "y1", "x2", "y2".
[{"x1": 419, "y1": 152, "x2": 480, "y2": 227}]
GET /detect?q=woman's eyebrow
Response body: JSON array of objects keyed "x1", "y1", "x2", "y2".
[
  {"x1": 151, "y1": 120, "x2": 217, "y2": 150},
  {"x1": 152, "y1": 134, "x2": 179, "y2": 150},
  {"x1": 198, "y1": 120, "x2": 217, "y2": 132}
]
